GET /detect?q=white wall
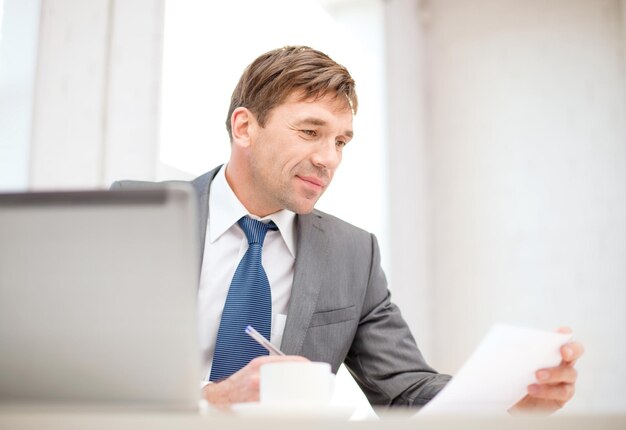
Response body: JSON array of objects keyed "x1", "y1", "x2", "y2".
[
  {"x1": 386, "y1": 0, "x2": 626, "y2": 413},
  {"x1": 384, "y1": 0, "x2": 436, "y2": 361},
  {"x1": 0, "y1": 0, "x2": 40, "y2": 191},
  {"x1": 27, "y1": 0, "x2": 163, "y2": 190}
]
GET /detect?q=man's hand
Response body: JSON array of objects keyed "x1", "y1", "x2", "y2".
[
  {"x1": 202, "y1": 355, "x2": 309, "y2": 408},
  {"x1": 510, "y1": 327, "x2": 584, "y2": 414}
]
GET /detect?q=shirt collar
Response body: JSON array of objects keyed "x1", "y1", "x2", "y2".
[{"x1": 208, "y1": 164, "x2": 297, "y2": 257}]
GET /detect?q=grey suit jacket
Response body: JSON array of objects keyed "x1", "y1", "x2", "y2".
[{"x1": 112, "y1": 166, "x2": 451, "y2": 407}]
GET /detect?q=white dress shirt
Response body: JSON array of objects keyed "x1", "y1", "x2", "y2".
[{"x1": 197, "y1": 165, "x2": 296, "y2": 379}]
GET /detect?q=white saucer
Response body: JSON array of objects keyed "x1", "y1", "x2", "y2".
[{"x1": 231, "y1": 402, "x2": 355, "y2": 420}]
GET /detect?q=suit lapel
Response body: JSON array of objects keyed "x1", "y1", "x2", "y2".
[
  {"x1": 281, "y1": 211, "x2": 329, "y2": 355},
  {"x1": 191, "y1": 166, "x2": 221, "y2": 266}
]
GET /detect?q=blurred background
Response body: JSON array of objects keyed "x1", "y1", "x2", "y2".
[{"x1": 1, "y1": 0, "x2": 624, "y2": 416}]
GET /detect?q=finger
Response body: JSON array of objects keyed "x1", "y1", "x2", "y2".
[
  {"x1": 561, "y1": 341, "x2": 584, "y2": 363},
  {"x1": 536, "y1": 365, "x2": 578, "y2": 385},
  {"x1": 528, "y1": 382, "x2": 575, "y2": 402}
]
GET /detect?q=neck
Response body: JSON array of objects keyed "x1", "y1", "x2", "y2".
[{"x1": 224, "y1": 162, "x2": 279, "y2": 218}]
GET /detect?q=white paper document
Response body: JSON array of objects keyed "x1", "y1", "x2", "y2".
[{"x1": 417, "y1": 323, "x2": 573, "y2": 416}]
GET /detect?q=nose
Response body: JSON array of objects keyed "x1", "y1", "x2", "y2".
[{"x1": 311, "y1": 139, "x2": 341, "y2": 171}]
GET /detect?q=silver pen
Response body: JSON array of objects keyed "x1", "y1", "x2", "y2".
[{"x1": 245, "y1": 325, "x2": 286, "y2": 356}]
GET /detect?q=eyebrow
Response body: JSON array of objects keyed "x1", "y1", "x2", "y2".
[{"x1": 294, "y1": 117, "x2": 354, "y2": 139}]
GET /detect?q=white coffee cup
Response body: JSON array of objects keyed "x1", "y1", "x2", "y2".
[{"x1": 260, "y1": 361, "x2": 333, "y2": 406}]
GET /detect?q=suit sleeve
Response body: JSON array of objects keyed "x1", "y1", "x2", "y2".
[{"x1": 343, "y1": 233, "x2": 451, "y2": 407}]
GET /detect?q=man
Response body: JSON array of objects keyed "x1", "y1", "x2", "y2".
[{"x1": 114, "y1": 46, "x2": 583, "y2": 411}]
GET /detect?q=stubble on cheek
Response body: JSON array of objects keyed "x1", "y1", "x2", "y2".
[
  {"x1": 275, "y1": 160, "x2": 333, "y2": 213},
  {"x1": 273, "y1": 175, "x2": 318, "y2": 214}
]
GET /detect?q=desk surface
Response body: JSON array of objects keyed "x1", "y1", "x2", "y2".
[{"x1": 1, "y1": 411, "x2": 625, "y2": 430}]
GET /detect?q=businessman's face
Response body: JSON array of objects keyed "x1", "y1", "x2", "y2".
[{"x1": 245, "y1": 92, "x2": 354, "y2": 215}]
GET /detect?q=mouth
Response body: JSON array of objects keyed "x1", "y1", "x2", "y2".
[{"x1": 296, "y1": 175, "x2": 326, "y2": 191}]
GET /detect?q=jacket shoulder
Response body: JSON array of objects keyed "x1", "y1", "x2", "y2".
[{"x1": 110, "y1": 166, "x2": 221, "y2": 192}]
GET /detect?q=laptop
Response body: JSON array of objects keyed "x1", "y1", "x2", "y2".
[{"x1": 0, "y1": 185, "x2": 201, "y2": 411}]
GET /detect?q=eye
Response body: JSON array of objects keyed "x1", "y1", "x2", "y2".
[
  {"x1": 301, "y1": 129, "x2": 317, "y2": 137},
  {"x1": 336, "y1": 140, "x2": 347, "y2": 150}
]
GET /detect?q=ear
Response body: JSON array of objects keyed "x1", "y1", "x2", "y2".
[{"x1": 231, "y1": 107, "x2": 257, "y2": 148}]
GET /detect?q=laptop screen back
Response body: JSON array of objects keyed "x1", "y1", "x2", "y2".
[{"x1": 0, "y1": 186, "x2": 200, "y2": 411}]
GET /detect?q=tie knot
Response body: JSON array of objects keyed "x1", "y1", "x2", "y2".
[{"x1": 238, "y1": 216, "x2": 278, "y2": 245}]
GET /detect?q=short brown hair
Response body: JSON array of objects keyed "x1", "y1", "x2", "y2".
[{"x1": 226, "y1": 46, "x2": 358, "y2": 140}]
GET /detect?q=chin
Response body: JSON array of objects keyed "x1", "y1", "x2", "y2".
[
  {"x1": 286, "y1": 200, "x2": 318, "y2": 215},
  {"x1": 280, "y1": 190, "x2": 322, "y2": 214},
  {"x1": 290, "y1": 205, "x2": 316, "y2": 215}
]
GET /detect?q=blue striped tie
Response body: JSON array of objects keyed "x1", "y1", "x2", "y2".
[{"x1": 209, "y1": 216, "x2": 278, "y2": 381}]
